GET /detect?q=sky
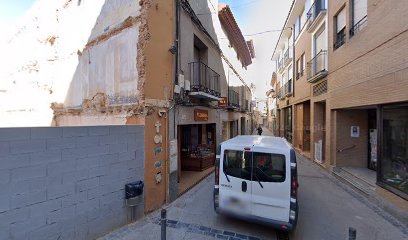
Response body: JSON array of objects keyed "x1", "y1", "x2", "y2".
[
  {"x1": 0, "y1": 0, "x2": 34, "y2": 24},
  {"x1": 220, "y1": 0, "x2": 292, "y2": 106}
]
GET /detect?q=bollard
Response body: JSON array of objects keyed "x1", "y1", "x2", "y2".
[
  {"x1": 161, "y1": 209, "x2": 167, "y2": 240},
  {"x1": 349, "y1": 227, "x2": 356, "y2": 240}
]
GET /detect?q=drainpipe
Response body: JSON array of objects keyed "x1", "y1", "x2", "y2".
[{"x1": 291, "y1": 25, "x2": 295, "y2": 98}]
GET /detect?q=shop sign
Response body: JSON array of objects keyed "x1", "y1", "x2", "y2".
[
  {"x1": 218, "y1": 97, "x2": 228, "y2": 108},
  {"x1": 194, "y1": 109, "x2": 209, "y2": 121}
]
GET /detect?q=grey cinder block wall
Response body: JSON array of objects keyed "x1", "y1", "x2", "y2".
[{"x1": 0, "y1": 125, "x2": 145, "y2": 240}]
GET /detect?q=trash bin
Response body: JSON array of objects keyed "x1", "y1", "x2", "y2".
[{"x1": 125, "y1": 180, "x2": 144, "y2": 207}]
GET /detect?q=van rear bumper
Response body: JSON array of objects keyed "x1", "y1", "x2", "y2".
[
  {"x1": 214, "y1": 188, "x2": 296, "y2": 231},
  {"x1": 219, "y1": 208, "x2": 295, "y2": 231}
]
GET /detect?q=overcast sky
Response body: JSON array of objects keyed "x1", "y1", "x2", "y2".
[{"x1": 221, "y1": 0, "x2": 292, "y2": 104}]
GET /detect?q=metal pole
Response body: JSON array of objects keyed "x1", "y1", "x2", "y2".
[
  {"x1": 348, "y1": 227, "x2": 356, "y2": 240},
  {"x1": 161, "y1": 209, "x2": 167, "y2": 240}
]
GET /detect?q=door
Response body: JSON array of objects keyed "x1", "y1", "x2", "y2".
[
  {"x1": 220, "y1": 148, "x2": 252, "y2": 215},
  {"x1": 251, "y1": 146, "x2": 290, "y2": 222}
]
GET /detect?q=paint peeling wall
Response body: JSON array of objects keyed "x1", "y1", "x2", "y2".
[
  {"x1": 0, "y1": 0, "x2": 143, "y2": 127},
  {"x1": 65, "y1": 25, "x2": 140, "y2": 108}
]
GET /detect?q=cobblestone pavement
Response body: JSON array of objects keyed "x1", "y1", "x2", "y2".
[{"x1": 99, "y1": 129, "x2": 407, "y2": 240}]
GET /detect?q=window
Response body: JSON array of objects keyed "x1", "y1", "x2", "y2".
[
  {"x1": 288, "y1": 65, "x2": 293, "y2": 81},
  {"x1": 223, "y1": 150, "x2": 286, "y2": 183},
  {"x1": 253, "y1": 152, "x2": 286, "y2": 182},
  {"x1": 296, "y1": 59, "x2": 301, "y2": 80},
  {"x1": 315, "y1": 26, "x2": 326, "y2": 55},
  {"x1": 381, "y1": 105, "x2": 408, "y2": 196},
  {"x1": 350, "y1": 0, "x2": 367, "y2": 37},
  {"x1": 334, "y1": 8, "x2": 346, "y2": 49},
  {"x1": 301, "y1": 53, "x2": 306, "y2": 76},
  {"x1": 223, "y1": 150, "x2": 252, "y2": 181}
]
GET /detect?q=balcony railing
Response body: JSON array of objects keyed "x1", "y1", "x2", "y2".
[
  {"x1": 189, "y1": 62, "x2": 221, "y2": 99},
  {"x1": 307, "y1": 50, "x2": 328, "y2": 83},
  {"x1": 284, "y1": 79, "x2": 293, "y2": 96},
  {"x1": 334, "y1": 30, "x2": 346, "y2": 49},
  {"x1": 307, "y1": 0, "x2": 327, "y2": 31},
  {"x1": 277, "y1": 79, "x2": 293, "y2": 99},
  {"x1": 228, "y1": 89, "x2": 239, "y2": 108},
  {"x1": 350, "y1": 16, "x2": 367, "y2": 37},
  {"x1": 284, "y1": 48, "x2": 292, "y2": 66},
  {"x1": 278, "y1": 59, "x2": 284, "y2": 72}
]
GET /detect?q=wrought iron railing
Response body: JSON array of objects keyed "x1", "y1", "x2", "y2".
[
  {"x1": 284, "y1": 48, "x2": 290, "y2": 62},
  {"x1": 284, "y1": 79, "x2": 292, "y2": 96},
  {"x1": 307, "y1": 0, "x2": 326, "y2": 24},
  {"x1": 228, "y1": 89, "x2": 239, "y2": 108},
  {"x1": 350, "y1": 15, "x2": 367, "y2": 37},
  {"x1": 334, "y1": 31, "x2": 346, "y2": 49},
  {"x1": 189, "y1": 62, "x2": 221, "y2": 97},
  {"x1": 307, "y1": 50, "x2": 327, "y2": 81}
]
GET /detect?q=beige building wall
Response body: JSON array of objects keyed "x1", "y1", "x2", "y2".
[{"x1": 328, "y1": 0, "x2": 408, "y2": 109}]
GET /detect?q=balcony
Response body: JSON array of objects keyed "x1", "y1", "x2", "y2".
[
  {"x1": 277, "y1": 79, "x2": 293, "y2": 100},
  {"x1": 334, "y1": 30, "x2": 346, "y2": 49},
  {"x1": 188, "y1": 62, "x2": 221, "y2": 101},
  {"x1": 307, "y1": 0, "x2": 327, "y2": 33},
  {"x1": 307, "y1": 50, "x2": 328, "y2": 83},
  {"x1": 350, "y1": 16, "x2": 367, "y2": 37},
  {"x1": 283, "y1": 48, "x2": 292, "y2": 67},
  {"x1": 278, "y1": 59, "x2": 284, "y2": 73},
  {"x1": 227, "y1": 89, "x2": 240, "y2": 109}
]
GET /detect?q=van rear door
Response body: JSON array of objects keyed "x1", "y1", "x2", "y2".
[
  {"x1": 219, "y1": 147, "x2": 252, "y2": 216},
  {"x1": 250, "y1": 146, "x2": 290, "y2": 222}
]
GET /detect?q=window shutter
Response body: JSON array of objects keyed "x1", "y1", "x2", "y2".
[
  {"x1": 337, "y1": 8, "x2": 346, "y2": 33},
  {"x1": 353, "y1": 0, "x2": 367, "y2": 25}
]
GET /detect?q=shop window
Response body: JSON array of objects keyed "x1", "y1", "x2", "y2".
[{"x1": 381, "y1": 106, "x2": 408, "y2": 195}]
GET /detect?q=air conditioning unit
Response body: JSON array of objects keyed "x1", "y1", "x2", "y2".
[{"x1": 184, "y1": 80, "x2": 191, "y2": 91}]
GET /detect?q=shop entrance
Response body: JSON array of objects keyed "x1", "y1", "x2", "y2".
[
  {"x1": 178, "y1": 123, "x2": 216, "y2": 195},
  {"x1": 295, "y1": 101, "x2": 311, "y2": 155}
]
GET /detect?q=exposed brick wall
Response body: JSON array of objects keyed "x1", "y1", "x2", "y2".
[{"x1": 0, "y1": 126, "x2": 144, "y2": 240}]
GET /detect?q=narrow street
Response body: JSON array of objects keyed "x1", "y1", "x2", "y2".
[{"x1": 100, "y1": 129, "x2": 407, "y2": 240}]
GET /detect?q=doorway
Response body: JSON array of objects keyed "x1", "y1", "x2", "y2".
[
  {"x1": 178, "y1": 123, "x2": 216, "y2": 195},
  {"x1": 314, "y1": 101, "x2": 326, "y2": 163}
]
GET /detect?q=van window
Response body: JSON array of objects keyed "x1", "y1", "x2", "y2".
[
  {"x1": 253, "y1": 152, "x2": 286, "y2": 182},
  {"x1": 223, "y1": 150, "x2": 252, "y2": 181}
]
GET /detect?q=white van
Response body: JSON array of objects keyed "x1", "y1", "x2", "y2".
[{"x1": 214, "y1": 135, "x2": 298, "y2": 231}]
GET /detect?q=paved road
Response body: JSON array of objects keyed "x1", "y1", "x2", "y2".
[{"x1": 100, "y1": 130, "x2": 407, "y2": 240}]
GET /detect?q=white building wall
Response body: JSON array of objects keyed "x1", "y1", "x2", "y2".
[{"x1": 0, "y1": 0, "x2": 141, "y2": 127}]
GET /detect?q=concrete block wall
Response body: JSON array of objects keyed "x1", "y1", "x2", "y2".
[{"x1": 0, "y1": 125, "x2": 144, "y2": 240}]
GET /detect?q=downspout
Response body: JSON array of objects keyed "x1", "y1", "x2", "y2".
[
  {"x1": 173, "y1": 0, "x2": 180, "y2": 138},
  {"x1": 292, "y1": 25, "x2": 295, "y2": 98}
]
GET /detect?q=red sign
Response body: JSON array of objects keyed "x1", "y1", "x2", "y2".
[{"x1": 218, "y1": 97, "x2": 227, "y2": 108}]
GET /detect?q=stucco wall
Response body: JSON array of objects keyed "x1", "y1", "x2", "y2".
[{"x1": 0, "y1": 125, "x2": 144, "y2": 240}]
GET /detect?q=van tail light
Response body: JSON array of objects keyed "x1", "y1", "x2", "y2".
[
  {"x1": 215, "y1": 164, "x2": 220, "y2": 185},
  {"x1": 291, "y1": 175, "x2": 297, "y2": 197}
]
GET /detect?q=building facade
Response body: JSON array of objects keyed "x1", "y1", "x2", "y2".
[
  {"x1": 1, "y1": 0, "x2": 254, "y2": 212},
  {"x1": 273, "y1": 0, "x2": 408, "y2": 202},
  {"x1": 168, "y1": 0, "x2": 254, "y2": 199}
]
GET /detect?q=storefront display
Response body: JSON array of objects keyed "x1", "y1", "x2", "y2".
[
  {"x1": 181, "y1": 144, "x2": 215, "y2": 171},
  {"x1": 180, "y1": 123, "x2": 216, "y2": 172},
  {"x1": 381, "y1": 105, "x2": 408, "y2": 197}
]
